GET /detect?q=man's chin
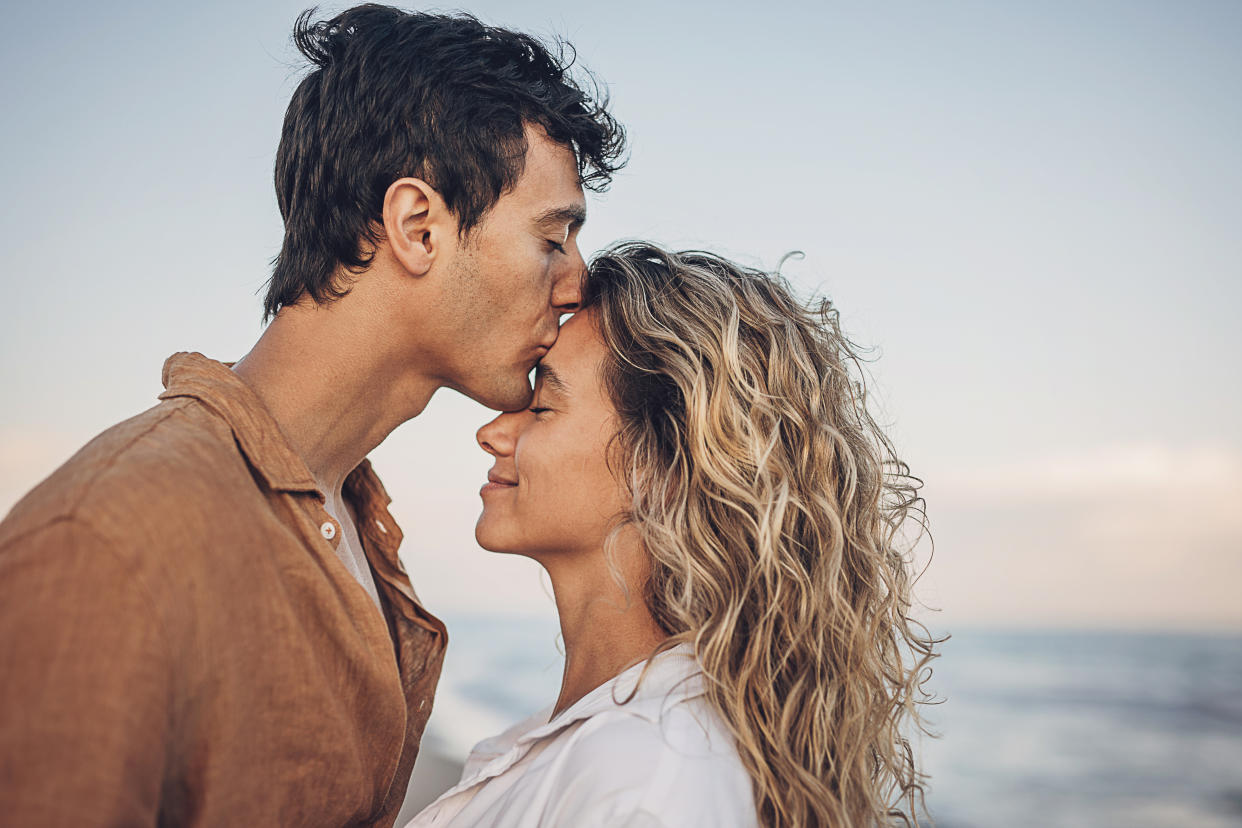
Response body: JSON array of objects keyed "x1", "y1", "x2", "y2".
[
  {"x1": 481, "y1": 382, "x2": 535, "y2": 413},
  {"x1": 451, "y1": 372, "x2": 534, "y2": 412}
]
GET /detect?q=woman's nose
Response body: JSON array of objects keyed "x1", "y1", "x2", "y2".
[{"x1": 476, "y1": 411, "x2": 522, "y2": 457}]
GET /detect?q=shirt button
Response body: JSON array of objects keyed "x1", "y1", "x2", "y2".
[{"x1": 320, "y1": 521, "x2": 337, "y2": 540}]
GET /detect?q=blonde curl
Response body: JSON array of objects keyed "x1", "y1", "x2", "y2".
[{"x1": 584, "y1": 242, "x2": 940, "y2": 827}]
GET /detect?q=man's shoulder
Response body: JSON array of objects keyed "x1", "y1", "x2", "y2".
[{"x1": 0, "y1": 396, "x2": 256, "y2": 551}]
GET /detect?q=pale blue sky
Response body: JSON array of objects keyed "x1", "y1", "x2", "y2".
[{"x1": 3, "y1": 1, "x2": 1239, "y2": 629}]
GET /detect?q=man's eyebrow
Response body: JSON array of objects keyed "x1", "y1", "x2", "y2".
[
  {"x1": 535, "y1": 363, "x2": 570, "y2": 395},
  {"x1": 534, "y1": 205, "x2": 587, "y2": 229}
]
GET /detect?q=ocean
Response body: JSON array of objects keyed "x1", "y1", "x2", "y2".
[{"x1": 420, "y1": 614, "x2": 1242, "y2": 827}]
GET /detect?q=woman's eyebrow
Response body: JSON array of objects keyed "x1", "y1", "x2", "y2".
[{"x1": 535, "y1": 363, "x2": 570, "y2": 395}]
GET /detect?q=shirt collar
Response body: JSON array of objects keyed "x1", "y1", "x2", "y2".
[
  {"x1": 158, "y1": 352, "x2": 433, "y2": 621},
  {"x1": 158, "y1": 352, "x2": 320, "y2": 495},
  {"x1": 442, "y1": 643, "x2": 705, "y2": 801},
  {"x1": 518, "y1": 643, "x2": 704, "y2": 745},
  {"x1": 344, "y1": 459, "x2": 425, "y2": 612},
  {"x1": 479, "y1": 645, "x2": 705, "y2": 759}
]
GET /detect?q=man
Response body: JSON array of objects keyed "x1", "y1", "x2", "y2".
[{"x1": 0, "y1": 5, "x2": 624, "y2": 825}]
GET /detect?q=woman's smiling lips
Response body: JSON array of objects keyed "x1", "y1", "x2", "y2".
[{"x1": 481, "y1": 470, "x2": 518, "y2": 496}]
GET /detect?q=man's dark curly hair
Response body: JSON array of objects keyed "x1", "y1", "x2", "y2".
[{"x1": 265, "y1": 4, "x2": 627, "y2": 320}]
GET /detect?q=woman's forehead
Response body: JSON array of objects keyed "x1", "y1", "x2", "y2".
[{"x1": 540, "y1": 311, "x2": 607, "y2": 394}]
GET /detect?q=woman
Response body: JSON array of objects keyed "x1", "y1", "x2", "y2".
[{"x1": 409, "y1": 243, "x2": 937, "y2": 827}]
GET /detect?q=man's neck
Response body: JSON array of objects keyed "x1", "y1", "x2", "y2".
[{"x1": 232, "y1": 301, "x2": 439, "y2": 499}]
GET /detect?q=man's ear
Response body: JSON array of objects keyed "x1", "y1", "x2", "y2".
[{"x1": 382, "y1": 177, "x2": 451, "y2": 277}]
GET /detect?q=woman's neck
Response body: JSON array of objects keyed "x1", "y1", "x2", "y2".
[{"x1": 542, "y1": 535, "x2": 667, "y2": 718}]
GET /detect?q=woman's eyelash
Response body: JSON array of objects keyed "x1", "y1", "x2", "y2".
[{"x1": 529, "y1": 407, "x2": 551, "y2": 415}]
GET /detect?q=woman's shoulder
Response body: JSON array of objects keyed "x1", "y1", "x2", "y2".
[
  {"x1": 544, "y1": 693, "x2": 757, "y2": 826},
  {"x1": 574, "y1": 689, "x2": 742, "y2": 764}
]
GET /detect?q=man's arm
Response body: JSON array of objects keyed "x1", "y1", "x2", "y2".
[{"x1": 0, "y1": 518, "x2": 171, "y2": 824}]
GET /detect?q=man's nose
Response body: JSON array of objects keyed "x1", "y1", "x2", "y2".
[{"x1": 551, "y1": 249, "x2": 585, "y2": 312}]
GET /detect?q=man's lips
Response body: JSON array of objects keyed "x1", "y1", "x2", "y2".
[{"x1": 525, "y1": 342, "x2": 552, "y2": 367}]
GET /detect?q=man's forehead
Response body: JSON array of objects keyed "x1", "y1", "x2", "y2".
[{"x1": 514, "y1": 125, "x2": 585, "y2": 202}]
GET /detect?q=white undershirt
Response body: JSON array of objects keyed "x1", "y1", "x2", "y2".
[
  {"x1": 323, "y1": 491, "x2": 382, "y2": 611},
  {"x1": 405, "y1": 644, "x2": 758, "y2": 828}
]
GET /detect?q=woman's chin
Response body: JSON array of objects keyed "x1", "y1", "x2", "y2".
[{"x1": 474, "y1": 520, "x2": 522, "y2": 556}]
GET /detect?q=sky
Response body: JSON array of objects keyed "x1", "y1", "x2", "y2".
[{"x1": 2, "y1": 0, "x2": 1239, "y2": 631}]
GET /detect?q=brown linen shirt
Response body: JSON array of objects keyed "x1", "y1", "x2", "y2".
[{"x1": 0, "y1": 352, "x2": 447, "y2": 826}]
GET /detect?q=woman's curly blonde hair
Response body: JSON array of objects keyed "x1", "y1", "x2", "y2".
[{"x1": 583, "y1": 242, "x2": 939, "y2": 827}]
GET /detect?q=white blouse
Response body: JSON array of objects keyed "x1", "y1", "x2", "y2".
[{"x1": 405, "y1": 644, "x2": 758, "y2": 828}]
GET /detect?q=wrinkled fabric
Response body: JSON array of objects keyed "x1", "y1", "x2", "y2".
[
  {"x1": 0, "y1": 352, "x2": 447, "y2": 827},
  {"x1": 407, "y1": 645, "x2": 757, "y2": 828}
]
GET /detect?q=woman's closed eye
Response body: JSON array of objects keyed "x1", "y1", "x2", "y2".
[{"x1": 528, "y1": 406, "x2": 552, "y2": 416}]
